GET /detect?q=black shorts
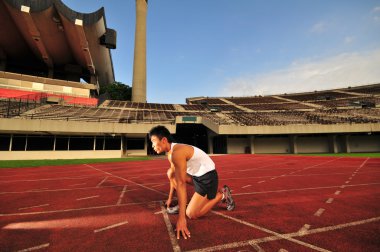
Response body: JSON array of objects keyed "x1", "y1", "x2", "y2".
[{"x1": 192, "y1": 170, "x2": 218, "y2": 200}]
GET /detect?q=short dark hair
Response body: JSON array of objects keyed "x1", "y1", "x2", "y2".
[{"x1": 149, "y1": 125, "x2": 174, "y2": 143}]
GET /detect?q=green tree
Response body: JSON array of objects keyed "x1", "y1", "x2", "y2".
[{"x1": 100, "y1": 81, "x2": 131, "y2": 101}]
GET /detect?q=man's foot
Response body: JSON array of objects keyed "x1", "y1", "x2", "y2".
[
  {"x1": 222, "y1": 185, "x2": 235, "y2": 211},
  {"x1": 166, "y1": 205, "x2": 179, "y2": 214}
]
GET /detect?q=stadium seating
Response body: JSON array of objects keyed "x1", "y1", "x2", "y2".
[
  {"x1": 2, "y1": 84, "x2": 378, "y2": 126},
  {"x1": 279, "y1": 91, "x2": 357, "y2": 101},
  {"x1": 225, "y1": 96, "x2": 283, "y2": 104}
]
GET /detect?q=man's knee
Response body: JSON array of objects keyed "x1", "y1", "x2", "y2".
[
  {"x1": 167, "y1": 168, "x2": 174, "y2": 179},
  {"x1": 186, "y1": 208, "x2": 199, "y2": 219}
]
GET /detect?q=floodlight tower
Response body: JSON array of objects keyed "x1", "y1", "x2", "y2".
[{"x1": 132, "y1": 0, "x2": 148, "y2": 103}]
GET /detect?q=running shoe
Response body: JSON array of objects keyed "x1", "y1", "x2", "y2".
[
  {"x1": 222, "y1": 185, "x2": 235, "y2": 211},
  {"x1": 166, "y1": 205, "x2": 179, "y2": 214}
]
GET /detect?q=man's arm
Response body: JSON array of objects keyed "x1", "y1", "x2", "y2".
[
  {"x1": 166, "y1": 166, "x2": 175, "y2": 207},
  {"x1": 172, "y1": 151, "x2": 191, "y2": 239}
]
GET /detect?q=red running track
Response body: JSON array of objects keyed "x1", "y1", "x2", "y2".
[{"x1": 0, "y1": 155, "x2": 379, "y2": 251}]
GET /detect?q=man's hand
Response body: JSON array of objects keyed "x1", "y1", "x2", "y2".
[{"x1": 176, "y1": 217, "x2": 191, "y2": 239}]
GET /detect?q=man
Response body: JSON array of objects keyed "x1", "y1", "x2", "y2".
[{"x1": 149, "y1": 125, "x2": 235, "y2": 240}]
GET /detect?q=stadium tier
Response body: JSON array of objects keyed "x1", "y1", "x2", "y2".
[
  {"x1": 1, "y1": 84, "x2": 379, "y2": 126},
  {"x1": 1, "y1": 83, "x2": 379, "y2": 159}
]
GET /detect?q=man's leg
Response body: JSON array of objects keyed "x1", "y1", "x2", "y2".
[{"x1": 185, "y1": 192, "x2": 223, "y2": 219}]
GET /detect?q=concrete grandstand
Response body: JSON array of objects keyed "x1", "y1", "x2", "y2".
[
  {"x1": 0, "y1": 0, "x2": 379, "y2": 160},
  {"x1": 1, "y1": 83, "x2": 380, "y2": 160}
]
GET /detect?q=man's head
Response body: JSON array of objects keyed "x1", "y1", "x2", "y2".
[{"x1": 149, "y1": 125, "x2": 174, "y2": 154}]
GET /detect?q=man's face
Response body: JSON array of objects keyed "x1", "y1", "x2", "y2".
[{"x1": 151, "y1": 135, "x2": 166, "y2": 154}]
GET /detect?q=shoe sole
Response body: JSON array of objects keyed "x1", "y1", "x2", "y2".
[{"x1": 224, "y1": 185, "x2": 235, "y2": 211}]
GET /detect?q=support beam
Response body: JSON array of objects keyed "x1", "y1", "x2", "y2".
[
  {"x1": 289, "y1": 135, "x2": 298, "y2": 154},
  {"x1": 19, "y1": 5, "x2": 53, "y2": 68},
  {"x1": 74, "y1": 19, "x2": 95, "y2": 75},
  {"x1": 0, "y1": 48, "x2": 6, "y2": 71},
  {"x1": 344, "y1": 135, "x2": 351, "y2": 153},
  {"x1": 250, "y1": 135, "x2": 255, "y2": 154},
  {"x1": 208, "y1": 135, "x2": 214, "y2": 154},
  {"x1": 328, "y1": 134, "x2": 338, "y2": 153}
]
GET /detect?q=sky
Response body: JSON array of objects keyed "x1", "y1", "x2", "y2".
[{"x1": 63, "y1": 0, "x2": 380, "y2": 104}]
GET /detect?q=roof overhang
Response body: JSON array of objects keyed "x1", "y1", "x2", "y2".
[{"x1": 0, "y1": 0, "x2": 116, "y2": 87}]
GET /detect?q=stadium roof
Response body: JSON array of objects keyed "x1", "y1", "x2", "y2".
[{"x1": 0, "y1": 0, "x2": 116, "y2": 87}]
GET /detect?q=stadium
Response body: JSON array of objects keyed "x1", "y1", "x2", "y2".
[{"x1": 0, "y1": 0, "x2": 379, "y2": 251}]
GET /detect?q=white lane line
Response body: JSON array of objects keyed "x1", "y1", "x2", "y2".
[
  {"x1": 298, "y1": 224, "x2": 311, "y2": 236},
  {"x1": 0, "y1": 199, "x2": 165, "y2": 217},
  {"x1": 17, "y1": 243, "x2": 50, "y2": 252},
  {"x1": 94, "y1": 221, "x2": 128, "y2": 233},
  {"x1": 29, "y1": 188, "x2": 49, "y2": 191},
  {"x1": 0, "y1": 185, "x2": 123, "y2": 195},
  {"x1": 278, "y1": 249, "x2": 289, "y2": 252},
  {"x1": 70, "y1": 183, "x2": 87, "y2": 187},
  {"x1": 242, "y1": 185, "x2": 252, "y2": 189},
  {"x1": 188, "y1": 216, "x2": 380, "y2": 252},
  {"x1": 232, "y1": 182, "x2": 380, "y2": 196},
  {"x1": 117, "y1": 185, "x2": 128, "y2": 205},
  {"x1": 334, "y1": 191, "x2": 341, "y2": 195},
  {"x1": 345, "y1": 181, "x2": 350, "y2": 184},
  {"x1": 211, "y1": 211, "x2": 330, "y2": 252},
  {"x1": 270, "y1": 177, "x2": 276, "y2": 180},
  {"x1": 0, "y1": 175, "x2": 98, "y2": 183},
  {"x1": 161, "y1": 204, "x2": 181, "y2": 252},
  {"x1": 151, "y1": 183, "x2": 166, "y2": 188},
  {"x1": 76, "y1": 195, "x2": 99, "y2": 201},
  {"x1": 96, "y1": 177, "x2": 108, "y2": 187},
  {"x1": 18, "y1": 204, "x2": 49, "y2": 210},
  {"x1": 258, "y1": 181, "x2": 265, "y2": 184},
  {"x1": 340, "y1": 185, "x2": 346, "y2": 189},
  {"x1": 84, "y1": 164, "x2": 167, "y2": 196},
  {"x1": 314, "y1": 208, "x2": 325, "y2": 217},
  {"x1": 326, "y1": 198, "x2": 334, "y2": 204},
  {"x1": 249, "y1": 242, "x2": 265, "y2": 252}
]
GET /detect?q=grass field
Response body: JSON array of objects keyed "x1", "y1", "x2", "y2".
[
  {"x1": 297, "y1": 153, "x2": 380, "y2": 158},
  {"x1": 0, "y1": 153, "x2": 379, "y2": 169},
  {"x1": 0, "y1": 157, "x2": 151, "y2": 169}
]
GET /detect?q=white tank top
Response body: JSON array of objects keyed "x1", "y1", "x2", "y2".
[{"x1": 171, "y1": 143, "x2": 215, "y2": 177}]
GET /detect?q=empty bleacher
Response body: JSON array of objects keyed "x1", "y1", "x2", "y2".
[
  {"x1": 104, "y1": 100, "x2": 176, "y2": 110},
  {"x1": 225, "y1": 96, "x2": 283, "y2": 104},
  {"x1": 190, "y1": 98, "x2": 228, "y2": 105},
  {"x1": 180, "y1": 104, "x2": 207, "y2": 111},
  {"x1": 345, "y1": 85, "x2": 380, "y2": 95},
  {"x1": 2, "y1": 83, "x2": 378, "y2": 127},
  {"x1": 279, "y1": 91, "x2": 357, "y2": 101},
  {"x1": 242, "y1": 102, "x2": 313, "y2": 111}
]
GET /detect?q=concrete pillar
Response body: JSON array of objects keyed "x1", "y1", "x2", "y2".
[
  {"x1": 48, "y1": 68, "x2": 54, "y2": 78},
  {"x1": 144, "y1": 135, "x2": 148, "y2": 155},
  {"x1": 344, "y1": 135, "x2": 351, "y2": 153},
  {"x1": 250, "y1": 136, "x2": 255, "y2": 154},
  {"x1": 289, "y1": 135, "x2": 298, "y2": 154},
  {"x1": 208, "y1": 135, "x2": 214, "y2": 154},
  {"x1": 132, "y1": 0, "x2": 148, "y2": 103},
  {"x1": 328, "y1": 135, "x2": 338, "y2": 153},
  {"x1": 0, "y1": 61, "x2": 6, "y2": 71},
  {"x1": 90, "y1": 75, "x2": 97, "y2": 85}
]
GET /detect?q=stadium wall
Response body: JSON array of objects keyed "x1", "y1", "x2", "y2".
[
  {"x1": 297, "y1": 135, "x2": 330, "y2": 153},
  {"x1": 253, "y1": 136, "x2": 289, "y2": 154},
  {"x1": 0, "y1": 150, "x2": 121, "y2": 160},
  {"x1": 227, "y1": 136, "x2": 250, "y2": 154},
  {"x1": 349, "y1": 134, "x2": 380, "y2": 152}
]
